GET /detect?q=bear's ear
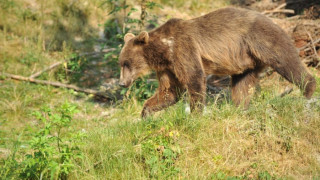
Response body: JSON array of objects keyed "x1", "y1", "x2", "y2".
[
  {"x1": 124, "y1": 33, "x2": 135, "y2": 43},
  {"x1": 136, "y1": 31, "x2": 149, "y2": 44}
]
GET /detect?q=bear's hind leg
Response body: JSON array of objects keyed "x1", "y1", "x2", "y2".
[
  {"x1": 231, "y1": 69, "x2": 260, "y2": 109},
  {"x1": 270, "y1": 60, "x2": 316, "y2": 99}
]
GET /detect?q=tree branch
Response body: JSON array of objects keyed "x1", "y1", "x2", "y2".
[
  {"x1": 29, "y1": 62, "x2": 63, "y2": 78},
  {"x1": 3, "y1": 73, "x2": 113, "y2": 100}
]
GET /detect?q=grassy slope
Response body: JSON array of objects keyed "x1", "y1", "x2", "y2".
[
  {"x1": 70, "y1": 72, "x2": 320, "y2": 179},
  {"x1": 1, "y1": 0, "x2": 320, "y2": 179}
]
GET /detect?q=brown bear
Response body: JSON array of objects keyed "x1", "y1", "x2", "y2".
[{"x1": 118, "y1": 7, "x2": 316, "y2": 118}]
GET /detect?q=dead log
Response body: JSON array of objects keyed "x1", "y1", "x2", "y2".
[{"x1": 3, "y1": 73, "x2": 113, "y2": 100}]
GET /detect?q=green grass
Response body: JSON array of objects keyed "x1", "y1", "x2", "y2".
[
  {"x1": 67, "y1": 83, "x2": 320, "y2": 179},
  {"x1": 1, "y1": 0, "x2": 320, "y2": 179}
]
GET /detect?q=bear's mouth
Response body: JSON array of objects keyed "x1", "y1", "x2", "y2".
[{"x1": 119, "y1": 79, "x2": 133, "y2": 88}]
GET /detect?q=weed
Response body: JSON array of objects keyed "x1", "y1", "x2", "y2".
[
  {"x1": 140, "y1": 121, "x2": 181, "y2": 178},
  {"x1": 0, "y1": 102, "x2": 85, "y2": 179},
  {"x1": 19, "y1": 52, "x2": 39, "y2": 66},
  {"x1": 121, "y1": 77, "x2": 158, "y2": 101}
]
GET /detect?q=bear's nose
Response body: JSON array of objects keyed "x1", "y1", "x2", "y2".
[{"x1": 119, "y1": 81, "x2": 126, "y2": 87}]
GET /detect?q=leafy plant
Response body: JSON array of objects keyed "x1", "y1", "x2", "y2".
[
  {"x1": 19, "y1": 102, "x2": 84, "y2": 179},
  {"x1": 0, "y1": 102, "x2": 85, "y2": 179},
  {"x1": 121, "y1": 77, "x2": 158, "y2": 101},
  {"x1": 140, "y1": 121, "x2": 181, "y2": 178},
  {"x1": 55, "y1": 53, "x2": 88, "y2": 83},
  {"x1": 0, "y1": 133, "x2": 22, "y2": 179},
  {"x1": 19, "y1": 52, "x2": 39, "y2": 66}
]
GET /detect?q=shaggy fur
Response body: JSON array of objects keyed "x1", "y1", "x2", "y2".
[{"x1": 118, "y1": 7, "x2": 316, "y2": 117}]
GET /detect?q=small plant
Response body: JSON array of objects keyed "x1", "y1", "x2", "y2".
[
  {"x1": 0, "y1": 102, "x2": 85, "y2": 179},
  {"x1": 140, "y1": 121, "x2": 181, "y2": 178},
  {"x1": 19, "y1": 52, "x2": 39, "y2": 66},
  {"x1": 55, "y1": 53, "x2": 88, "y2": 83},
  {"x1": 0, "y1": 134, "x2": 22, "y2": 179},
  {"x1": 19, "y1": 102, "x2": 84, "y2": 179},
  {"x1": 121, "y1": 77, "x2": 158, "y2": 101}
]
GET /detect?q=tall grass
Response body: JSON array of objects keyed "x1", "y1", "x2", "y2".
[{"x1": 70, "y1": 80, "x2": 320, "y2": 179}]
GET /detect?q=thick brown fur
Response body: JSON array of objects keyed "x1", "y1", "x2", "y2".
[{"x1": 118, "y1": 7, "x2": 316, "y2": 118}]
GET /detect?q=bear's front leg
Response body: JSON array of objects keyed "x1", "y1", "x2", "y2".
[
  {"x1": 141, "y1": 71, "x2": 182, "y2": 118},
  {"x1": 187, "y1": 75, "x2": 206, "y2": 113},
  {"x1": 141, "y1": 89, "x2": 178, "y2": 118}
]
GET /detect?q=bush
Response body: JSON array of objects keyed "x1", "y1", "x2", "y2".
[{"x1": 0, "y1": 102, "x2": 85, "y2": 179}]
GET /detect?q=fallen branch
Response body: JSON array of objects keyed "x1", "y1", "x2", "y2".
[
  {"x1": 263, "y1": 9, "x2": 295, "y2": 15},
  {"x1": 262, "y1": 3, "x2": 294, "y2": 15},
  {"x1": 304, "y1": 27, "x2": 320, "y2": 62},
  {"x1": 29, "y1": 62, "x2": 63, "y2": 78},
  {"x1": 298, "y1": 38, "x2": 320, "y2": 51},
  {"x1": 274, "y1": 3, "x2": 287, "y2": 11},
  {"x1": 302, "y1": 55, "x2": 316, "y2": 64},
  {"x1": 3, "y1": 73, "x2": 112, "y2": 100}
]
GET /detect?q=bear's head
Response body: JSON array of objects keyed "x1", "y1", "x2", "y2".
[{"x1": 118, "y1": 31, "x2": 151, "y2": 88}]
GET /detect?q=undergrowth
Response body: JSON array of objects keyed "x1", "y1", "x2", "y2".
[{"x1": 1, "y1": 102, "x2": 85, "y2": 179}]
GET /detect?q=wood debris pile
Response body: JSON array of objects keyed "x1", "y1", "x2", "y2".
[
  {"x1": 250, "y1": 0, "x2": 320, "y2": 68},
  {"x1": 292, "y1": 24, "x2": 320, "y2": 67}
]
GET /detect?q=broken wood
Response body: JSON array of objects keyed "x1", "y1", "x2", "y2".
[
  {"x1": 29, "y1": 62, "x2": 63, "y2": 78},
  {"x1": 298, "y1": 38, "x2": 320, "y2": 51},
  {"x1": 274, "y1": 3, "x2": 287, "y2": 11},
  {"x1": 304, "y1": 27, "x2": 320, "y2": 61},
  {"x1": 263, "y1": 9, "x2": 295, "y2": 15},
  {"x1": 262, "y1": 3, "x2": 294, "y2": 15},
  {"x1": 3, "y1": 73, "x2": 112, "y2": 99},
  {"x1": 302, "y1": 55, "x2": 317, "y2": 64}
]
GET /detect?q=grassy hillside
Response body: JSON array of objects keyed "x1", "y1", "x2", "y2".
[{"x1": 1, "y1": 0, "x2": 320, "y2": 179}]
